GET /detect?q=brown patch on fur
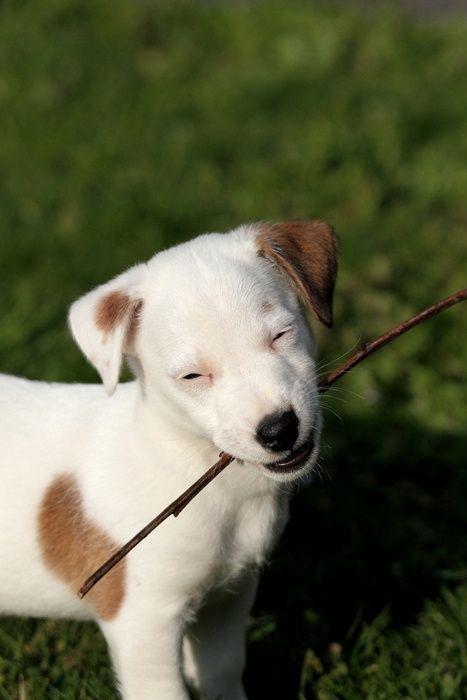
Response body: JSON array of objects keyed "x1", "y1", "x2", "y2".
[
  {"x1": 95, "y1": 291, "x2": 143, "y2": 349},
  {"x1": 255, "y1": 220, "x2": 338, "y2": 327},
  {"x1": 95, "y1": 291, "x2": 132, "y2": 333},
  {"x1": 38, "y1": 473, "x2": 126, "y2": 620}
]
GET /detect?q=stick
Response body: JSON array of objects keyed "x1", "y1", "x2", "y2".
[
  {"x1": 78, "y1": 452, "x2": 234, "y2": 599},
  {"x1": 319, "y1": 287, "x2": 467, "y2": 390},
  {"x1": 78, "y1": 288, "x2": 467, "y2": 599}
]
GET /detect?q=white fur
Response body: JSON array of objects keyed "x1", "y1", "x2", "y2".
[{"x1": 0, "y1": 224, "x2": 325, "y2": 700}]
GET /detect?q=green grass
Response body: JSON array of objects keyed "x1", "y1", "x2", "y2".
[{"x1": 1, "y1": 1, "x2": 467, "y2": 697}]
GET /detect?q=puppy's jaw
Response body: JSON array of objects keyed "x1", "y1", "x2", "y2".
[{"x1": 240, "y1": 442, "x2": 320, "y2": 484}]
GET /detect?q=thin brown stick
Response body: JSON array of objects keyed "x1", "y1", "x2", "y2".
[
  {"x1": 320, "y1": 288, "x2": 467, "y2": 390},
  {"x1": 78, "y1": 288, "x2": 467, "y2": 599},
  {"x1": 78, "y1": 452, "x2": 234, "y2": 598}
]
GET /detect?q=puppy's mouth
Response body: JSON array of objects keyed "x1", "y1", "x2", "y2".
[{"x1": 262, "y1": 434, "x2": 315, "y2": 474}]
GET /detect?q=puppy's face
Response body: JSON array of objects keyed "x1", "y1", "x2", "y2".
[{"x1": 69, "y1": 221, "x2": 337, "y2": 483}]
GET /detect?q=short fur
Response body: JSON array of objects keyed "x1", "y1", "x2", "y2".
[{"x1": 0, "y1": 221, "x2": 337, "y2": 700}]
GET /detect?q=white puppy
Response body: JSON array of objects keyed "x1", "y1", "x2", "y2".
[{"x1": 0, "y1": 220, "x2": 337, "y2": 700}]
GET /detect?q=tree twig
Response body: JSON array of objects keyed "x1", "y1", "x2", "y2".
[
  {"x1": 319, "y1": 287, "x2": 467, "y2": 390},
  {"x1": 78, "y1": 287, "x2": 467, "y2": 600},
  {"x1": 78, "y1": 451, "x2": 234, "y2": 599}
]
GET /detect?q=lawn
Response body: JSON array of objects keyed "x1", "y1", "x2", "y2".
[{"x1": 1, "y1": 1, "x2": 467, "y2": 698}]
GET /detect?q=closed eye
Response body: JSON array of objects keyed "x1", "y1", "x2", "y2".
[
  {"x1": 178, "y1": 372, "x2": 212, "y2": 388},
  {"x1": 273, "y1": 326, "x2": 292, "y2": 340},
  {"x1": 273, "y1": 330, "x2": 288, "y2": 342},
  {"x1": 271, "y1": 325, "x2": 294, "y2": 348}
]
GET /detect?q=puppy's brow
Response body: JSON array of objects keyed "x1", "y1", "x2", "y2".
[{"x1": 261, "y1": 302, "x2": 275, "y2": 314}]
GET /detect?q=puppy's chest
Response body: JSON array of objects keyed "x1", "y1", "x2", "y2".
[{"x1": 205, "y1": 490, "x2": 289, "y2": 584}]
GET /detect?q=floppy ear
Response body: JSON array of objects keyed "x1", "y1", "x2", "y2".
[
  {"x1": 68, "y1": 265, "x2": 145, "y2": 395},
  {"x1": 254, "y1": 220, "x2": 338, "y2": 327}
]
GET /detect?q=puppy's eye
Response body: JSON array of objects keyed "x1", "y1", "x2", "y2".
[
  {"x1": 273, "y1": 330, "x2": 288, "y2": 342},
  {"x1": 183, "y1": 373, "x2": 202, "y2": 380},
  {"x1": 271, "y1": 326, "x2": 292, "y2": 345}
]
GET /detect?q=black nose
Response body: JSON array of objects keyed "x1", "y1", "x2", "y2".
[{"x1": 256, "y1": 410, "x2": 299, "y2": 452}]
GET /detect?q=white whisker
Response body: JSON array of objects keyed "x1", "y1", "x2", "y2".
[
  {"x1": 315, "y1": 336, "x2": 363, "y2": 377},
  {"x1": 320, "y1": 405, "x2": 344, "y2": 422}
]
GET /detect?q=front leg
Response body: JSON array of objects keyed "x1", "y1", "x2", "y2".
[
  {"x1": 183, "y1": 572, "x2": 258, "y2": 700},
  {"x1": 101, "y1": 606, "x2": 190, "y2": 700}
]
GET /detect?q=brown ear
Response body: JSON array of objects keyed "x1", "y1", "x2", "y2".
[{"x1": 254, "y1": 220, "x2": 338, "y2": 327}]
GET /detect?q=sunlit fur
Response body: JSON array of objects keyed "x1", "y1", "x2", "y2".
[{"x1": 0, "y1": 224, "x2": 328, "y2": 700}]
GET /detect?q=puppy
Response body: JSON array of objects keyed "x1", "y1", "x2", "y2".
[{"x1": 0, "y1": 220, "x2": 337, "y2": 700}]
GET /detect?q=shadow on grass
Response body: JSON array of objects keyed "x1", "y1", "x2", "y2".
[{"x1": 246, "y1": 410, "x2": 467, "y2": 698}]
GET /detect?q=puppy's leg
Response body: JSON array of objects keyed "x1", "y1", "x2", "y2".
[
  {"x1": 184, "y1": 572, "x2": 258, "y2": 700},
  {"x1": 101, "y1": 607, "x2": 190, "y2": 700}
]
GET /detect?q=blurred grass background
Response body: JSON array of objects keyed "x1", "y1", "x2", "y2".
[{"x1": 0, "y1": 1, "x2": 467, "y2": 698}]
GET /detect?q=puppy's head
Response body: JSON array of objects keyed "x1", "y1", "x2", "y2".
[{"x1": 69, "y1": 221, "x2": 337, "y2": 482}]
